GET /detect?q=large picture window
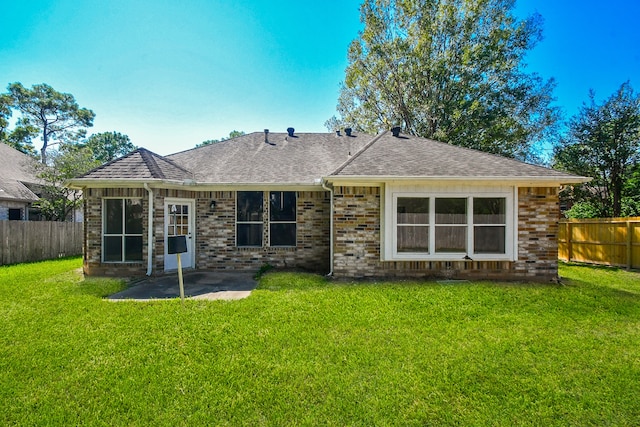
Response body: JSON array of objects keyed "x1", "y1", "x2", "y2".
[
  {"x1": 103, "y1": 198, "x2": 143, "y2": 262},
  {"x1": 269, "y1": 191, "x2": 296, "y2": 246},
  {"x1": 389, "y1": 192, "x2": 513, "y2": 260},
  {"x1": 237, "y1": 191, "x2": 263, "y2": 247}
]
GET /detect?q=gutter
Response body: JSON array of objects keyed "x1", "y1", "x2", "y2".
[
  {"x1": 143, "y1": 183, "x2": 154, "y2": 276},
  {"x1": 321, "y1": 179, "x2": 334, "y2": 277}
]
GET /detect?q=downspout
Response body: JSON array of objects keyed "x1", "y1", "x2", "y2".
[
  {"x1": 321, "y1": 180, "x2": 334, "y2": 276},
  {"x1": 143, "y1": 183, "x2": 154, "y2": 276}
]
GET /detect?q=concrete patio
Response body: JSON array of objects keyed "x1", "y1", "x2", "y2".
[{"x1": 107, "y1": 270, "x2": 257, "y2": 301}]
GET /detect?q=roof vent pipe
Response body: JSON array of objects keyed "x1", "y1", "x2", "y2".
[
  {"x1": 264, "y1": 129, "x2": 269, "y2": 143},
  {"x1": 287, "y1": 127, "x2": 295, "y2": 137},
  {"x1": 391, "y1": 126, "x2": 401, "y2": 137},
  {"x1": 344, "y1": 127, "x2": 352, "y2": 137},
  {"x1": 336, "y1": 130, "x2": 341, "y2": 136}
]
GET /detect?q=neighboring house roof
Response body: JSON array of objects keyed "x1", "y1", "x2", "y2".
[
  {"x1": 0, "y1": 143, "x2": 40, "y2": 202},
  {"x1": 80, "y1": 148, "x2": 193, "y2": 181},
  {"x1": 67, "y1": 130, "x2": 589, "y2": 188},
  {"x1": 330, "y1": 131, "x2": 587, "y2": 184}
]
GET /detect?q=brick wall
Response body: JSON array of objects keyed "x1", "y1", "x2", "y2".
[
  {"x1": 332, "y1": 185, "x2": 561, "y2": 282},
  {"x1": 83, "y1": 185, "x2": 560, "y2": 281},
  {"x1": 192, "y1": 190, "x2": 330, "y2": 272},
  {"x1": 514, "y1": 186, "x2": 560, "y2": 280},
  {"x1": 83, "y1": 187, "x2": 330, "y2": 276},
  {"x1": 83, "y1": 187, "x2": 148, "y2": 276},
  {"x1": 333, "y1": 186, "x2": 381, "y2": 277}
]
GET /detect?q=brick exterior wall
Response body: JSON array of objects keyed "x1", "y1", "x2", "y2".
[
  {"x1": 193, "y1": 190, "x2": 330, "y2": 272},
  {"x1": 83, "y1": 185, "x2": 559, "y2": 281},
  {"x1": 514, "y1": 186, "x2": 560, "y2": 279},
  {"x1": 83, "y1": 187, "x2": 148, "y2": 276},
  {"x1": 83, "y1": 188, "x2": 330, "y2": 276},
  {"x1": 332, "y1": 185, "x2": 561, "y2": 282}
]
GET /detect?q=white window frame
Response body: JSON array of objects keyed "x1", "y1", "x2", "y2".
[
  {"x1": 384, "y1": 187, "x2": 516, "y2": 261},
  {"x1": 102, "y1": 197, "x2": 144, "y2": 263}
]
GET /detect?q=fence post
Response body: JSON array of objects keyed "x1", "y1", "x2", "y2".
[{"x1": 627, "y1": 220, "x2": 632, "y2": 270}]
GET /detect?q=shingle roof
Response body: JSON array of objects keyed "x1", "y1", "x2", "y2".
[
  {"x1": 0, "y1": 143, "x2": 40, "y2": 202},
  {"x1": 167, "y1": 131, "x2": 373, "y2": 184},
  {"x1": 331, "y1": 131, "x2": 584, "y2": 182},
  {"x1": 80, "y1": 148, "x2": 193, "y2": 181},
  {"x1": 70, "y1": 130, "x2": 588, "y2": 186}
]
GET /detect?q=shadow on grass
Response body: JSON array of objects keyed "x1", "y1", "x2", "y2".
[{"x1": 72, "y1": 276, "x2": 129, "y2": 298}]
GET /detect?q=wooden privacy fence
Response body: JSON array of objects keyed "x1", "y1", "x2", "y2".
[
  {"x1": 558, "y1": 217, "x2": 640, "y2": 269},
  {"x1": 0, "y1": 221, "x2": 83, "y2": 266}
]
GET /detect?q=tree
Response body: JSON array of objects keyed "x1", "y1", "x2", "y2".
[
  {"x1": 553, "y1": 82, "x2": 640, "y2": 217},
  {"x1": 195, "y1": 130, "x2": 245, "y2": 148},
  {"x1": 0, "y1": 93, "x2": 11, "y2": 140},
  {"x1": 0, "y1": 92, "x2": 39, "y2": 156},
  {"x1": 330, "y1": 0, "x2": 558, "y2": 161},
  {"x1": 83, "y1": 131, "x2": 136, "y2": 163},
  {"x1": 8, "y1": 82, "x2": 95, "y2": 164},
  {"x1": 32, "y1": 145, "x2": 101, "y2": 221}
]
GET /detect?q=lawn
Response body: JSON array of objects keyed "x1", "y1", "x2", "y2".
[{"x1": 1, "y1": 258, "x2": 639, "y2": 426}]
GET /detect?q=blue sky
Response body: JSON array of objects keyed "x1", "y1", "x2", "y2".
[{"x1": 1, "y1": 0, "x2": 638, "y2": 155}]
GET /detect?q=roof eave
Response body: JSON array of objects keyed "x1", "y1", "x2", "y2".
[
  {"x1": 65, "y1": 178, "x2": 325, "y2": 192},
  {"x1": 324, "y1": 175, "x2": 592, "y2": 186}
]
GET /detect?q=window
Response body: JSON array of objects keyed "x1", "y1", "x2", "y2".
[
  {"x1": 103, "y1": 199, "x2": 143, "y2": 262},
  {"x1": 388, "y1": 191, "x2": 513, "y2": 260},
  {"x1": 237, "y1": 191, "x2": 263, "y2": 247},
  {"x1": 435, "y1": 198, "x2": 467, "y2": 253},
  {"x1": 473, "y1": 198, "x2": 506, "y2": 254},
  {"x1": 8, "y1": 208, "x2": 22, "y2": 220},
  {"x1": 236, "y1": 191, "x2": 298, "y2": 248},
  {"x1": 269, "y1": 191, "x2": 296, "y2": 246},
  {"x1": 397, "y1": 198, "x2": 429, "y2": 252}
]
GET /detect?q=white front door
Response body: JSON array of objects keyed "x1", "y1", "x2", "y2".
[{"x1": 164, "y1": 198, "x2": 195, "y2": 271}]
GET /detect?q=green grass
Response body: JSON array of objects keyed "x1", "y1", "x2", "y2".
[{"x1": 1, "y1": 258, "x2": 639, "y2": 426}]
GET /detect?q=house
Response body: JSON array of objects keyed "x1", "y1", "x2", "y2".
[
  {"x1": 0, "y1": 143, "x2": 41, "y2": 220},
  {"x1": 67, "y1": 128, "x2": 589, "y2": 281}
]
